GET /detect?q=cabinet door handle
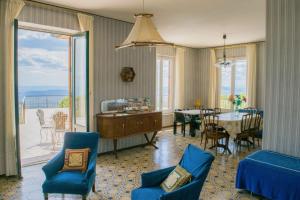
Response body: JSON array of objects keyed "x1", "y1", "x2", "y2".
[{"x1": 122, "y1": 123, "x2": 125, "y2": 128}]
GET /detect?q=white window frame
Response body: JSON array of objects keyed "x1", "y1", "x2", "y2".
[
  {"x1": 219, "y1": 59, "x2": 247, "y2": 110},
  {"x1": 156, "y1": 56, "x2": 175, "y2": 113}
]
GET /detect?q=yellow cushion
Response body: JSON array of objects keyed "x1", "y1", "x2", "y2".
[
  {"x1": 161, "y1": 165, "x2": 192, "y2": 192},
  {"x1": 62, "y1": 148, "x2": 90, "y2": 172}
]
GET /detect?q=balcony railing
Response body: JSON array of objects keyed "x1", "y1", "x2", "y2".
[{"x1": 19, "y1": 95, "x2": 68, "y2": 124}]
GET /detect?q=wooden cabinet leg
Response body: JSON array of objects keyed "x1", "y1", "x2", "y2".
[
  {"x1": 113, "y1": 139, "x2": 118, "y2": 159},
  {"x1": 144, "y1": 132, "x2": 158, "y2": 149}
]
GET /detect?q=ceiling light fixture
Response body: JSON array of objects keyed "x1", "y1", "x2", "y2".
[
  {"x1": 216, "y1": 34, "x2": 232, "y2": 68},
  {"x1": 115, "y1": 0, "x2": 174, "y2": 49}
]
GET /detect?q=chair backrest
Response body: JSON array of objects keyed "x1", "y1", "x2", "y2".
[
  {"x1": 213, "y1": 108, "x2": 221, "y2": 115},
  {"x1": 202, "y1": 108, "x2": 214, "y2": 115},
  {"x1": 179, "y1": 144, "x2": 214, "y2": 181},
  {"x1": 53, "y1": 112, "x2": 67, "y2": 130},
  {"x1": 253, "y1": 112, "x2": 262, "y2": 130},
  {"x1": 203, "y1": 114, "x2": 219, "y2": 129},
  {"x1": 63, "y1": 132, "x2": 99, "y2": 158},
  {"x1": 36, "y1": 109, "x2": 45, "y2": 126},
  {"x1": 241, "y1": 113, "x2": 253, "y2": 132},
  {"x1": 174, "y1": 112, "x2": 186, "y2": 123}
]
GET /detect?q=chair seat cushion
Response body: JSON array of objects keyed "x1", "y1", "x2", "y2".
[
  {"x1": 42, "y1": 171, "x2": 94, "y2": 195},
  {"x1": 131, "y1": 187, "x2": 165, "y2": 200}
]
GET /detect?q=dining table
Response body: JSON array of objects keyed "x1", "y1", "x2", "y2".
[{"x1": 217, "y1": 112, "x2": 247, "y2": 138}]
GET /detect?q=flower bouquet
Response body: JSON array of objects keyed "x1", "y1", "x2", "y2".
[{"x1": 228, "y1": 94, "x2": 247, "y2": 112}]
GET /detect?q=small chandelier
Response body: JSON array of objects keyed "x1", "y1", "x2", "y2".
[
  {"x1": 115, "y1": 0, "x2": 173, "y2": 49},
  {"x1": 216, "y1": 34, "x2": 232, "y2": 68}
]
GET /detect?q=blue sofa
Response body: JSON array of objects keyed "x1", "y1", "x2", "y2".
[
  {"x1": 131, "y1": 144, "x2": 214, "y2": 200},
  {"x1": 42, "y1": 132, "x2": 99, "y2": 200}
]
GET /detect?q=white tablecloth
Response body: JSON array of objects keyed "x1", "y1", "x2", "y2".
[{"x1": 217, "y1": 112, "x2": 246, "y2": 138}]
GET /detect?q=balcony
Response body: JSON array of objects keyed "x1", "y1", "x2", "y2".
[{"x1": 19, "y1": 95, "x2": 71, "y2": 166}]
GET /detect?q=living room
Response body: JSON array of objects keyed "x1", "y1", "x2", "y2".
[{"x1": 0, "y1": 0, "x2": 299, "y2": 200}]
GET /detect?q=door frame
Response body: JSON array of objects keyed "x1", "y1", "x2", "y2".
[
  {"x1": 71, "y1": 31, "x2": 90, "y2": 132},
  {"x1": 14, "y1": 19, "x2": 22, "y2": 178},
  {"x1": 14, "y1": 22, "x2": 79, "y2": 170}
]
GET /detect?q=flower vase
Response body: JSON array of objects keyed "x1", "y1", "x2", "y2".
[{"x1": 234, "y1": 105, "x2": 239, "y2": 116}]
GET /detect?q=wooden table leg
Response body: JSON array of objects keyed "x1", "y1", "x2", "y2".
[{"x1": 113, "y1": 139, "x2": 118, "y2": 159}]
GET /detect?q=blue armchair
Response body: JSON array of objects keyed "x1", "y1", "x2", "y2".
[
  {"x1": 131, "y1": 144, "x2": 214, "y2": 200},
  {"x1": 42, "y1": 132, "x2": 99, "y2": 200}
]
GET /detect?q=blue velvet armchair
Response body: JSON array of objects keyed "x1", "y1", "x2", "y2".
[
  {"x1": 42, "y1": 132, "x2": 99, "y2": 200},
  {"x1": 131, "y1": 144, "x2": 214, "y2": 200}
]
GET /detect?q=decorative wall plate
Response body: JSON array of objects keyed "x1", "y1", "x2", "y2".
[{"x1": 120, "y1": 67, "x2": 136, "y2": 82}]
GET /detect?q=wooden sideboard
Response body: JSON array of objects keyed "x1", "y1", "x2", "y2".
[{"x1": 96, "y1": 111, "x2": 162, "y2": 157}]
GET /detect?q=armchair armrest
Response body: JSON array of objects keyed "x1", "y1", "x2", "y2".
[
  {"x1": 85, "y1": 155, "x2": 97, "y2": 179},
  {"x1": 141, "y1": 166, "x2": 175, "y2": 188},
  {"x1": 160, "y1": 180, "x2": 202, "y2": 200},
  {"x1": 42, "y1": 151, "x2": 64, "y2": 179}
]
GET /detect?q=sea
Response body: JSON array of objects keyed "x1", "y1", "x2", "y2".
[{"x1": 18, "y1": 86, "x2": 68, "y2": 109}]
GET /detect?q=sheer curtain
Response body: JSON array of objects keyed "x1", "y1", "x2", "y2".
[
  {"x1": 77, "y1": 13, "x2": 95, "y2": 130},
  {"x1": 0, "y1": 0, "x2": 25, "y2": 176},
  {"x1": 174, "y1": 47, "x2": 185, "y2": 109},
  {"x1": 246, "y1": 44, "x2": 257, "y2": 107},
  {"x1": 208, "y1": 49, "x2": 220, "y2": 108}
]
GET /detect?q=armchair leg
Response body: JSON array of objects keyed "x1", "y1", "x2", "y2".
[
  {"x1": 92, "y1": 182, "x2": 96, "y2": 192},
  {"x1": 82, "y1": 195, "x2": 87, "y2": 200},
  {"x1": 173, "y1": 122, "x2": 177, "y2": 135},
  {"x1": 44, "y1": 193, "x2": 48, "y2": 200}
]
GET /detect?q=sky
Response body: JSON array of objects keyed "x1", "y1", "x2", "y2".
[{"x1": 18, "y1": 29, "x2": 69, "y2": 89}]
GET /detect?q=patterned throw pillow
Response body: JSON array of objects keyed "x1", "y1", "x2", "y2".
[
  {"x1": 161, "y1": 165, "x2": 192, "y2": 192},
  {"x1": 62, "y1": 148, "x2": 90, "y2": 172}
]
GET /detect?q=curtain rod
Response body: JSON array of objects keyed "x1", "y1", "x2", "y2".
[{"x1": 23, "y1": 0, "x2": 134, "y2": 25}]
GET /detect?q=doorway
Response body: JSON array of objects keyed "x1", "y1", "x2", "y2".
[{"x1": 16, "y1": 25, "x2": 89, "y2": 167}]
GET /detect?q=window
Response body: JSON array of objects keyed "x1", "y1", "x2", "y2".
[
  {"x1": 156, "y1": 56, "x2": 174, "y2": 113},
  {"x1": 220, "y1": 60, "x2": 247, "y2": 109}
]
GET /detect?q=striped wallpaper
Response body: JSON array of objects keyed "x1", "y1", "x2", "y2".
[
  {"x1": 18, "y1": 2, "x2": 80, "y2": 30},
  {"x1": 256, "y1": 42, "x2": 266, "y2": 110},
  {"x1": 262, "y1": 0, "x2": 300, "y2": 157},
  {"x1": 184, "y1": 47, "x2": 199, "y2": 107}
]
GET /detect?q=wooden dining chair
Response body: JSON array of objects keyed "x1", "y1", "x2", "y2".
[
  {"x1": 203, "y1": 114, "x2": 230, "y2": 154},
  {"x1": 236, "y1": 113, "x2": 253, "y2": 151},
  {"x1": 249, "y1": 112, "x2": 263, "y2": 147}
]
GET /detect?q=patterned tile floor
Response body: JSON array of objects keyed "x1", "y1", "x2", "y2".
[{"x1": 0, "y1": 129, "x2": 264, "y2": 200}]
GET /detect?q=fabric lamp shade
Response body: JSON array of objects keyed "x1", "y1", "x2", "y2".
[{"x1": 116, "y1": 13, "x2": 173, "y2": 49}]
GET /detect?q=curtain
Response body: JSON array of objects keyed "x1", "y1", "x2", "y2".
[
  {"x1": 208, "y1": 49, "x2": 220, "y2": 108},
  {"x1": 174, "y1": 47, "x2": 185, "y2": 109},
  {"x1": 0, "y1": 0, "x2": 25, "y2": 176},
  {"x1": 77, "y1": 13, "x2": 95, "y2": 130},
  {"x1": 246, "y1": 44, "x2": 257, "y2": 107}
]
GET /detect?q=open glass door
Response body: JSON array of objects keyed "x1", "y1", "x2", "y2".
[{"x1": 71, "y1": 32, "x2": 89, "y2": 132}]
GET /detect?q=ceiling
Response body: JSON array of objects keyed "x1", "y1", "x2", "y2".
[{"x1": 38, "y1": 0, "x2": 266, "y2": 48}]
